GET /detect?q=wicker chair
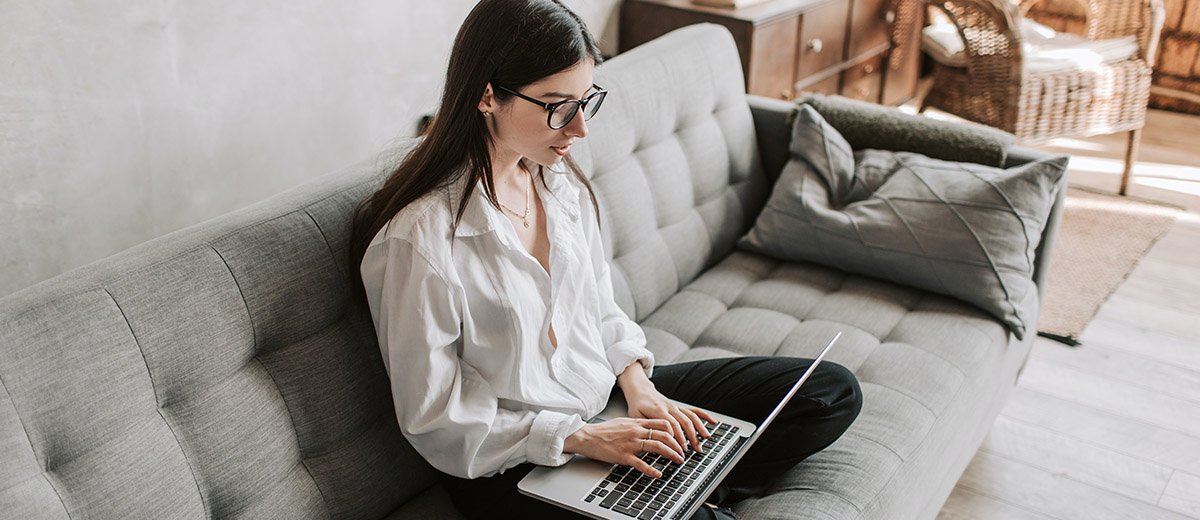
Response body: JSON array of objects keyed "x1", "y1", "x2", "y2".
[{"x1": 919, "y1": 0, "x2": 1165, "y2": 195}]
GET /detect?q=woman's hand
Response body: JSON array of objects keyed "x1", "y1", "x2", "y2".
[
  {"x1": 617, "y1": 362, "x2": 717, "y2": 455},
  {"x1": 563, "y1": 418, "x2": 686, "y2": 478}
]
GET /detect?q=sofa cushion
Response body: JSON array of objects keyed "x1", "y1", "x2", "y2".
[
  {"x1": 640, "y1": 249, "x2": 1026, "y2": 517},
  {"x1": 738, "y1": 106, "x2": 1065, "y2": 339}
]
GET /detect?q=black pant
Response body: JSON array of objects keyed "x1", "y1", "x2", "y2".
[{"x1": 442, "y1": 356, "x2": 863, "y2": 519}]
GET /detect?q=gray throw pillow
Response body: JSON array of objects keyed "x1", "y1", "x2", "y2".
[{"x1": 738, "y1": 105, "x2": 1067, "y2": 339}]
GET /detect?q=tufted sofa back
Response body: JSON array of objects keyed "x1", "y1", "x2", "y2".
[
  {"x1": 574, "y1": 24, "x2": 770, "y2": 322},
  {"x1": 0, "y1": 24, "x2": 768, "y2": 518},
  {"x1": 0, "y1": 144, "x2": 433, "y2": 518}
]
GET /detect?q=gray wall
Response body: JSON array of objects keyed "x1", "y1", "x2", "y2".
[{"x1": 1, "y1": 0, "x2": 621, "y2": 297}]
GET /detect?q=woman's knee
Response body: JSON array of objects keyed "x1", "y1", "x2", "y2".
[
  {"x1": 827, "y1": 361, "x2": 861, "y2": 400},
  {"x1": 817, "y1": 361, "x2": 863, "y2": 427}
]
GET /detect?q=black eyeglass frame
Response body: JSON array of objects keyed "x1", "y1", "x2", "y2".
[{"x1": 493, "y1": 83, "x2": 607, "y2": 130}]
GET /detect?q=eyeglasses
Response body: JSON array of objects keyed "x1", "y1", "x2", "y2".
[{"x1": 493, "y1": 83, "x2": 607, "y2": 130}]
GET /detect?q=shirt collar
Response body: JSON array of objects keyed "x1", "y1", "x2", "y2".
[{"x1": 447, "y1": 157, "x2": 581, "y2": 238}]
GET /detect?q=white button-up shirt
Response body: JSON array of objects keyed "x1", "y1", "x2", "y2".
[{"x1": 360, "y1": 159, "x2": 655, "y2": 479}]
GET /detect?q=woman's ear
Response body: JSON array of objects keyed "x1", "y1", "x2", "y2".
[{"x1": 478, "y1": 83, "x2": 496, "y2": 114}]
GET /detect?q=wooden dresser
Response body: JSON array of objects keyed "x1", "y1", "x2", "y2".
[{"x1": 619, "y1": 0, "x2": 923, "y2": 105}]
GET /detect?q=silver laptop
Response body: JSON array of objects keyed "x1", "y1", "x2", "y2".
[{"x1": 519, "y1": 331, "x2": 843, "y2": 520}]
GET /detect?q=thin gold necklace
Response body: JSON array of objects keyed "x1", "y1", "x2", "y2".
[{"x1": 497, "y1": 164, "x2": 531, "y2": 228}]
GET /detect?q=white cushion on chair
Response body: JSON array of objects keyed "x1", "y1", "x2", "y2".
[
  {"x1": 922, "y1": 18, "x2": 1138, "y2": 73},
  {"x1": 921, "y1": 22, "x2": 972, "y2": 67}
]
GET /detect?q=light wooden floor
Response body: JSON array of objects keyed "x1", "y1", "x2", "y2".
[{"x1": 927, "y1": 107, "x2": 1200, "y2": 519}]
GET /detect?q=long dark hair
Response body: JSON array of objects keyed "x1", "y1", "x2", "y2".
[{"x1": 349, "y1": 0, "x2": 604, "y2": 306}]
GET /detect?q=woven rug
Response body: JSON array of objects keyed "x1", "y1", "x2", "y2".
[{"x1": 1037, "y1": 187, "x2": 1182, "y2": 345}]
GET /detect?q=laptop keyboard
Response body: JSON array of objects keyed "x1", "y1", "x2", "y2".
[{"x1": 584, "y1": 422, "x2": 740, "y2": 520}]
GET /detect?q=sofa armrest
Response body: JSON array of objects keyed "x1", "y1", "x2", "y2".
[
  {"x1": 748, "y1": 94, "x2": 797, "y2": 183},
  {"x1": 1006, "y1": 145, "x2": 1070, "y2": 299}
]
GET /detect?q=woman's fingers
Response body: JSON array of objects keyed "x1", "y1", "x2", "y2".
[
  {"x1": 645, "y1": 438, "x2": 685, "y2": 465},
  {"x1": 673, "y1": 408, "x2": 704, "y2": 452},
  {"x1": 663, "y1": 411, "x2": 687, "y2": 451},
  {"x1": 646, "y1": 418, "x2": 673, "y2": 435},
  {"x1": 643, "y1": 406, "x2": 682, "y2": 445},
  {"x1": 650, "y1": 428, "x2": 685, "y2": 461},
  {"x1": 690, "y1": 407, "x2": 718, "y2": 427},
  {"x1": 682, "y1": 407, "x2": 711, "y2": 441},
  {"x1": 625, "y1": 454, "x2": 662, "y2": 478},
  {"x1": 685, "y1": 408, "x2": 711, "y2": 438},
  {"x1": 638, "y1": 426, "x2": 683, "y2": 460}
]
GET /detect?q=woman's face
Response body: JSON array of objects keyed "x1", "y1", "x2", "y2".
[{"x1": 480, "y1": 59, "x2": 596, "y2": 169}]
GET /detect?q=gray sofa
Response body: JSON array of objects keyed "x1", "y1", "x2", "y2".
[{"x1": 0, "y1": 24, "x2": 1065, "y2": 520}]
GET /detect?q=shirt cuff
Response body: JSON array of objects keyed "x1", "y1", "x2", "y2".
[
  {"x1": 607, "y1": 343, "x2": 655, "y2": 379},
  {"x1": 526, "y1": 410, "x2": 587, "y2": 467}
]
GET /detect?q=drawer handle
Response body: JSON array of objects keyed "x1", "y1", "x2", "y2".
[
  {"x1": 885, "y1": 10, "x2": 896, "y2": 24},
  {"x1": 780, "y1": 89, "x2": 794, "y2": 99},
  {"x1": 864, "y1": 64, "x2": 875, "y2": 74},
  {"x1": 807, "y1": 38, "x2": 824, "y2": 54}
]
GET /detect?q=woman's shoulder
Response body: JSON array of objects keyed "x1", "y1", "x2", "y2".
[{"x1": 367, "y1": 185, "x2": 455, "y2": 252}]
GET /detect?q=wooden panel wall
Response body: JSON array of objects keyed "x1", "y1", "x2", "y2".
[{"x1": 1152, "y1": 0, "x2": 1200, "y2": 114}]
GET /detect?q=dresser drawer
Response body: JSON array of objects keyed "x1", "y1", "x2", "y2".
[
  {"x1": 848, "y1": 0, "x2": 892, "y2": 59},
  {"x1": 797, "y1": 74, "x2": 841, "y2": 97},
  {"x1": 747, "y1": 13, "x2": 801, "y2": 100},
  {"x1": 841, "y1": 54, "x2": 884, "y2": 102},
  {"x1": 796, "y1": 0, "x2": 850, "y2": 79},
  {"x1": 619, "y1": 0, "x2": 922, "y2": 107}
]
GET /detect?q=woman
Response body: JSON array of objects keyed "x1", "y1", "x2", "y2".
[{"x1": 350, "y1": 1, "x2": 862, "y2": 518}]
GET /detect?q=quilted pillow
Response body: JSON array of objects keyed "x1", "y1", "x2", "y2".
[{"x1": 738, "y1": 105, "x2": 1067, "y2": 339}]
